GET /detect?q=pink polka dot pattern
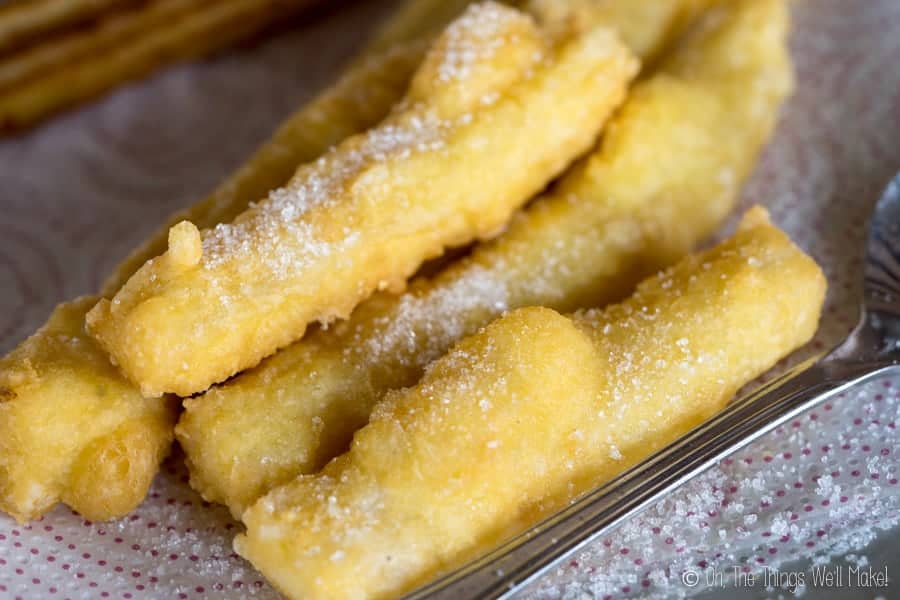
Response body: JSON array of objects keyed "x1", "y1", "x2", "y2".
[
  {"x1": 0, "y1": 456, "x2": 277, "y2": 599},
  {"x1": 1, "y1": 1, "x2": 899, "y2": 599}
]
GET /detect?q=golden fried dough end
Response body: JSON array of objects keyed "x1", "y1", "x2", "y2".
[
  {"x1": 564, "y1": 206, "x2": 825, "y2": 498},
  {"x1": 179, "y1": 0, "x2": 791, "y2": 518},
  {"x1": 87, "y1": 1, "x2": 638, "y2": 397},
  {"x1": 0, "y1": 298, "x2": 177, "y2": 523},
  {"x1": 236, "y1": 207, "x2": 825, "y2": 599}
]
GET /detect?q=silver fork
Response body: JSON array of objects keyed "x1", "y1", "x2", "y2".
[{"x1": 408, "y1": 173, "x2": 900, "y2": 600}]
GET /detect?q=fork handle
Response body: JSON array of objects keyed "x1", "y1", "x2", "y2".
[{"x1": 407, "y1": 358, "x2": 899, "y2": 600}]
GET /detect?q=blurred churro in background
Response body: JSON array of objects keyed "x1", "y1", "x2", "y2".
[
  {"x1": 0, "y1": 0, "x2": 217, "y2": 93},
  {"x1": 0, "y1": 0, "x2": 324, "y2": 132}
]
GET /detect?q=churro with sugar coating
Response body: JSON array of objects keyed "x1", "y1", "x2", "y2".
[
  {"x1": 179, "y1": 0, "x2": 791, "y2": 517},
  {"x1": 526, "y1": 0, "x2": 716, "y2": 62},
  {"x1": 88, "y1": 2, "x2": 638, "y2": 397},
  {"x1": 236, "y1": 207, "x2": 826, "y2": 600},
  {"x1": 0, "y1": 0, "x2": 449, "y2": 523}
]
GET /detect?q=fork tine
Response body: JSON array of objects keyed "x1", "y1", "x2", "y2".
[{"x1": 863, "y1": 172, "x2": 900, "y2": 318}]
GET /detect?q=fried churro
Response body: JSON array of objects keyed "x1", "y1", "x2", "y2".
[
  {"x1": 178, "y1": 0, "x2": 791, "y2": 517},
  {"x1": 0, "y1": 298, "x2": 178, "y2": 522},
  {"x1": 0, "y1": 0, "x2": 215, "y2": 93},
  {"x1": 0, "y1": 1, "x2": 439, "y2": 523},
  {"x1": 0, "y1": 0, "x2": 135, "y2": 55},
  {"x1": 0, "y1": 0, "x2": 322, "y2": 132},
  {"x1": 236, "y1": 206, "x2": 826, "y2": 600},
  {"x1": 88, "y1": 2, "x2": 639, "y2": 398}
]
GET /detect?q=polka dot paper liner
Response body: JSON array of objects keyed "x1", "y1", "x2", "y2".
[{"x1": 2, "y1": 0, "x2": 900, "y2": 598}]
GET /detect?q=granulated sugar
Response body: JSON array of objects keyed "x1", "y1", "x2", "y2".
[
  {"x1": 350, "y1": 265, "x2": 510, "y2": 372},
  {"x1": 523, "y1": 378, "x2": 900, "y2": 599},
  {"x1": 201, "y1": 109, "x2": 446, "y2": 279},
  {"x1": 435, "y1": 2, "x2": 525, "y2": 83}
]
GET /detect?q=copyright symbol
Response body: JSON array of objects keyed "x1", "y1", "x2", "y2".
[{"x1": 682, "y1": 569, "x2": 700, "y2": 587}]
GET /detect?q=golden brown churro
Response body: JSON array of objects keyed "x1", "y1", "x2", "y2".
[
  {"x1": 179, "y1": 0, "x2": 791, "y2": 517},
  {"x1": 236, "y1": 206, "x2": 826, "y2": 600},
  {"x1": 88, "y1": 2, "x2": 638, "y2": 398},
  {"x1": 0, "y1": 0, "x2": 450, "y2": 523},
  {"x1": 0, "y1": 0, "x2": 135, "y2": 55},
  {"x1": 0, "y1": 0, "x2": 321, "y2": 132},
  {"x1": 0, "y1": 298, "x2": 178, "y2": 522},
  {"x1": 0, "y1": 0, "x2": 215, "y2": 93}
]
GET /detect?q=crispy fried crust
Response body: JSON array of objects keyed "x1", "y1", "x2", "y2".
[
  {"x1": 88, "y1": 3, "x2": 638, "y2": 398},
  {"x1": 0, "y1": 298, "x2": 179, "y2": 522},
  {"x1": 178, "y1": 0, "x2": 792, "y2": 518},
  {"x1": 236, "y1": 206, "x2": 826, "y2": 600},
  {"x1": 0, "y1": 0, "x2": 458, "y2": 523}
]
